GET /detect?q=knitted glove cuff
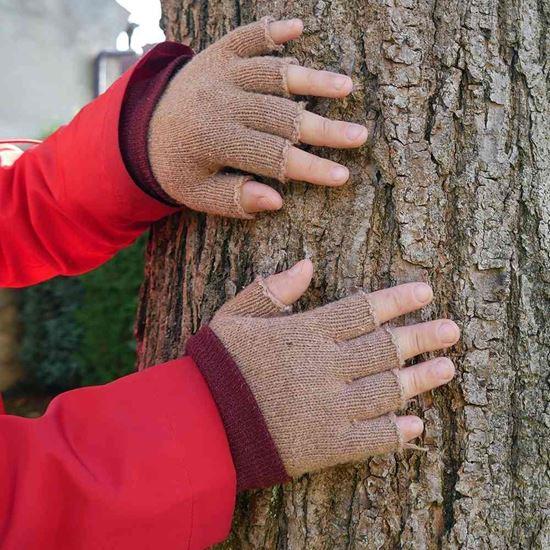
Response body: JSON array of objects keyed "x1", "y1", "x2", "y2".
[
  {"x1": 119, "y1": 42, "x2": 194, "y2": 206},
  {"x1": 186, "y1": 325, "x2": 290, "y2": 492}
]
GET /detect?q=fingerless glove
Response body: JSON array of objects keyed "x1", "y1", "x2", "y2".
[
  {"x1": 149, "y1": 17, "x2": 306, "y2": 218},
  {"x1": 186, "y1": 278, "x2": 407, "y2": 491}
]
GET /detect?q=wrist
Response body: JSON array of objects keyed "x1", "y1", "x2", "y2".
[
  {"x1": 186, "y1": 325, "x2": 290, "y2": 492},
  {"x1": 119, "y1": 42, "x2": 194, "y2": 206}
]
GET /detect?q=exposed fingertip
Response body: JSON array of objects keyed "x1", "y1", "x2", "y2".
[
  {"x1": 288, "y1": 261, "x2": 304, "y2": 276},
  {"x1": 409, "y1": 417, "x2": 425, "y2": 437},
  {"x1": 333, "y1": 75, "x2": 353, "y2": 93},
  {"x1": 396, "y1": 415, "x2": 424, "y2": 441},
  {"x1": 288, "y1": 18, "x2": 304, "y2": 31},
  {"x1": 289, "y1": 258, "x2": 313, "y2": 278},
  {"x1": 266, "y1": 259, "x2": 313, "y2": 306},
  {"x1": 413, "y1": 283, "x2": 433, "y2": 304},
  {"x1": 437, "y1": 358, "x2": 455, "y2": 381},
  {"x1": 241, "y1": 181, "x2": 282, "y2": 213},
  {"x1": 258, "y1": 194, "x2": 283, "y2": 211},
  {"x1": 270, "y1": 18, "x2": 304, "y2": 44},
  {"x1": 330, "y1": 165, "x2": 349, "y2": 184},
  {"x1": 437, "y1": 320, "x2": 460, "y2": 345},
  {"x1": 301, "y1": 258, "x2": 314, "y2": 278},
  {"x1": 346, "y1": 123, "x2": 368, "y2": 142}
]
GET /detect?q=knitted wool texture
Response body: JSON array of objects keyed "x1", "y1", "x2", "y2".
[
  {"x1": 209, "y1": 279, "x2": 407, "y2": 477},
  {"x1": 149, "y1": 17, "x2": 305, "y2": 218}
]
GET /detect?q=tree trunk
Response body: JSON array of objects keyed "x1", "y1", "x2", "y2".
[
  {"x1": 136, "y1": 1, "x2": 549, "y2": 548},
  {"x1": 0, "y1": 290, "x2": 22, "y2": 392}
]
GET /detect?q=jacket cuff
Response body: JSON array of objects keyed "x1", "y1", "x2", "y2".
[
  {"x1": 186, "y1": 326, "x2": 290, "y2": 492},
  {"x1": 119, "y1": 42, "x2": 194, "y2": 207}
]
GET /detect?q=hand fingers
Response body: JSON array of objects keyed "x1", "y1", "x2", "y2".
[
  {"x1": 234, "y1": 91, "x2": 368, "y2": 151},
  {"x1": 286, "y1": 64, "x2": 353, "y2": 97},
  {"x1": 298, "y1": 111, "x2": 369, "y2": 148},
  {"x1": 395, "y1": 415, "x2": 424, "y2": 442},
  {"x1": 240, "y1": 180, "x2": 283, "y2": 213},
  {"x1": 263, "y1": 259, "x2": 314, "y2": 306},
  {"x1": 217, "y1": 259, "x2": 312, "y2": 317},
  {"x1": 398, "y1": 358, "x2": 455, "y2": 400},
  {"x1": 285, "y1": 146, "x2": 349, "y2": 186},
  {"x1": 391, "y1": 320, "x2": 461, "y2": 362},
  {"x1": 267, "y1": 20, "x2": 354, "y2": 100},
  {"x1": 366, "y1": 282, "x2": 434, "y2": 325},
  {"x1": 342, "y1": 415, "x2": 424, "y2": 459},
  {"x1": 343, "y1": 356, "x2": 455, "y2": 421},
  {"x1": 217, "y1": 18, "x2": 302, "y2": 58},
  {"x1": 268, "y1": 18, "x2": 304, "y2": 45}
]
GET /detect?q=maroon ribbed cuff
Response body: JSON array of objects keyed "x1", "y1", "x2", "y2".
[
  {"x1": 186, "y1": 326, "x2": 290, "y2": 492},
  {"x1": 119, "y1": 42, "x2": 194, "y2": 206}
]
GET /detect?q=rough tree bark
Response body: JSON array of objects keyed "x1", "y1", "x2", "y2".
[{"x1": 136, "y1": 1, "x2": 549, "y2": 548}]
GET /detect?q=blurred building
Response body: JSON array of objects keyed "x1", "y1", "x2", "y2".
[
  {"x1": 0, "y1": 0, "x2": 136, "y2": 392},
  {"x1": 0, "y1": 0, "x2": 131, "y2": 138}
]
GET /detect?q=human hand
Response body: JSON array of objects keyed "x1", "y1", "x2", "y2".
[
  {"x1": 150, "y1": 17, "x2": 368, "y2": 218},
  {"x1": 186, "y1": 260, "x2": 460, "y2": 490}
]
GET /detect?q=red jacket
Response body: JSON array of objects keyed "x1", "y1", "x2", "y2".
[{"x1": 0, "y1": 47, "x2": 236, "y2": 549}]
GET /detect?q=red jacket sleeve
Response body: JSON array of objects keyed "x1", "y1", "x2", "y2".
[
  {"x1": 0, "y1": 358, "x2": 237, "y2": 549},
  {"x1": 0, "y1": 47, "x2": 182, "y2": 288}
]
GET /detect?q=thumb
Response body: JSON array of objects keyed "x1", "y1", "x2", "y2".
[{"x1": 263, "y1": 259, "x2": 313, "y2": 306}]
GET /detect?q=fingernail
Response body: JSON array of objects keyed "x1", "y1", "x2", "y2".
[
  {"x1": 411, "y1": 417, "x2": 424, "y2": 434},
  {"x1": 258, "y1": 196, "x2": 280, "y2": 210},
  {"x1": 287, "y1": 18, "x2": 303, "y2": 29},
  {"x1": 438, "y1": 321, "x2": 459, "y2": 344},
  {"x1": 330, "y1": 166, "x2": 349, "y2": 182},
  {"x1": 289, "y1": 261, "x2": 304, "y2": 276},
  {"x1": 437, "y1": 359, "x2": 455, "y2": 381},
  {"x1": 333, "y1": 76, "x2": 351, "y2": 90},
  {"x1": 346, "y1": 124, "x2": 367, "y2": 141},
  {"x1": 414, "y1": 283, "x2": 433, "y2": 303}
]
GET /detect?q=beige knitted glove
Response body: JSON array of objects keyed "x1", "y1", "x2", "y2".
[
  {"x1": 186, "y1": 278, "x2": 406, "y2": 491},
  {"x1": 149, "y1": 17, "x2": 306, "y2": 218}
]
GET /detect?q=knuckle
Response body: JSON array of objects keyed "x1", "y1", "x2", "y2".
[
  {"x1": 389, "y1": 287, "x2": 403, "y2": 315},
  {"x1": 306, "y1": 153, "x2": 319, "y2": 174},
  {"x1": 305, "y1": 67, "x2": 317, "y2": 87},
  {"x1": 412, "y1": 417, "x2": 425, "y2": 434},
  {"x1": 429, "y1": 361, "x2": 443, "y2": 383},
  {"x1": 321, "y1": 70, "x2": 334, "y2": 87},
  {"x1": 408, "y1": 368, "x2": 423, "y2": 395},
  {"x1": 321, "y1": 117, "x2": 331, "y2": 139},
  {"x1": 412, "y1": 328, "x2": 424, "y2": 356}
]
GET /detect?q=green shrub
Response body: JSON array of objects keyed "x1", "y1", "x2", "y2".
[
  {"x1": 19, "y1": 277, "x2": 84, "y2": 390},
  {"x1": 19, "y1": 238, "x2": 145, "y2": 391},
  {"x1": 76, "y1": 239, "x2": 145, "y2": 386}
]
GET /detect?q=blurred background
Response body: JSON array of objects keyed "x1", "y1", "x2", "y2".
[{"x1": 0, "y1": 0, "x2": 165, "y2": 414}]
